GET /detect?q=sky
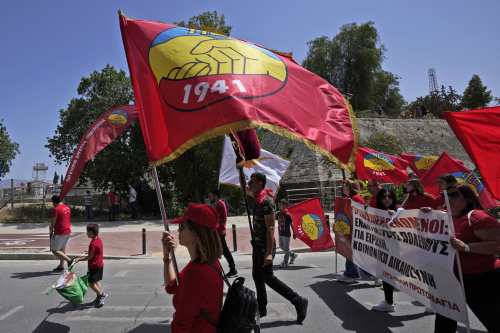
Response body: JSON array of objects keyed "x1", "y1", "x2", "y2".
[{"x1": 1, "y1": 0, "x2": 499, "y2": 182}]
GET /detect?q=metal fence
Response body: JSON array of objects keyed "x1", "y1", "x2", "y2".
[{"x1": 286, "y1": 186, "x2": 340, "y2": 211}]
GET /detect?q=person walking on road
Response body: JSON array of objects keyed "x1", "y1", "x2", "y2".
[
  {"x1": 50, "y1": 195, "x2": 74, "y2": 271},
  {"x1": 107, "y1": 186, "x2": 116, "y2": 221},
  {"x1": 127, "y1": 184, "x2": 138, "y2": 220},
  {"x1": 210, "y1": 189, "x2": 238, "y2": 278},
  {"x1": 83, "y1": 190, "x2": 93, "y2": 220},
  {"x1": 243, "y1": 172, "x2": 308, "y2": 324},
  {"x1": 276, "y1": 199, "x2": 298, "y2": 268}
]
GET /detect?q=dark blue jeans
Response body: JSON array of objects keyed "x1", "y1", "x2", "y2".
[
  {"x1": 85, "y1": 205, "x2": 93, "y2": 220},
  {"x1": 252, "y1": 242, "x2": 299, "y2": 311},
  {"x1": 219, "y1": 234, "x2": 235, "y2": 270}
]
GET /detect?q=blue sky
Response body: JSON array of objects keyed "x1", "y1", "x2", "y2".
[{"x1": 1, "y1": 0, "x2": 499, "y2": 181}]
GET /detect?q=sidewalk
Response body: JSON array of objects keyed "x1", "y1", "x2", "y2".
[{"x1": 0, "y1": 216, "x2": 333, "y2": 260}]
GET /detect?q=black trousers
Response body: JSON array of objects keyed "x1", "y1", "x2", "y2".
[
  {"x1": 434, "y1": 268, "x2": 500, "y2": 333},
  {"x1": 252, "y1": 242, "x2": 299, "y2": 310},
  {"x1": 130, "y1": 201, "x2": 138, "y2": 219},
  {"x1": 108, "y1": 205, "x2": 116, "y2": 221},
  {"x1": 219, "y1": 234, "x2": 235, "y2": 269}
]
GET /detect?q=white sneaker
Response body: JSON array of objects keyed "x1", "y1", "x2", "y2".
[
  {"x1": 279, "y1": 260, "x2": 288, "y2": 268},
  {"x1": 374, "y1": 278, "x2": 383, "y2": 287},
  {"x1": 372, "y1": 300, "x2": 396, "y2": 312},
  {"x1": 336, "y1": 275, "x2": 356, "y2": 283},
  {"x1": 424, "y1": 306, "x2": 435, "y2": 313}
]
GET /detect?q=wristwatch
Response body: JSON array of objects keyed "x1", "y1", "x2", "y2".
[{"x1": 464, "y1": 243, "x2": 471, "y2": 252}]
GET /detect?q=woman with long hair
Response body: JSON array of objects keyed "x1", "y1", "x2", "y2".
[
  {"x1": 403, "y1": 179, "x2": 435, "y2": 210},
  {"x1": 337, "y1": 180, "x2": 365, "y2": 283},
  {"x1": 435, "y1": 183, "x2": 500, "y2": 332},
  {"x1": 434, "y1": 174, "x2": 458, "y2": 210},
  {"x1": 162, "y1": 203, "x2": 224, "y2": 332}
]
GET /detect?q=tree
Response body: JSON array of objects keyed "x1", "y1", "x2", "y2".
[
  {"x1": 174, "y1": 10, "x2": 232, "y2": 35},
  {"x1": 408, "y1": 85, "x2": 461, "y2": 118},
  {"x1": 461, "y1": 74, "x2": 493, "y2": 110},
  {"x1": 362, "y1": 132, "x2": 406, "y2": 156},
  {"x1": 53, "y1": 171, "x2": 58, "y2": 185},
  {"x1": 302, "y1": 21, "x2": 403, "y2": 111},
  {"x1": 60, "y1": 175, "x2": 63, "y2": 184},
  {"x1": 0, "y1": 119, "x2": 20, "y2": 179}
]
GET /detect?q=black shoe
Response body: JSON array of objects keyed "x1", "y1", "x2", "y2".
[
  {"x1": 226, "y1": 269, "x2": 238, "y2": 278},
  {"x1": 67, "y1": 258, "x2": 75, "y2": 268},
  {"x1": 53, "y1": 265, "x2": 64, "y2": 271},
  {"x1": 294, "y1": 296, "x2": 308, "y2": 324}
]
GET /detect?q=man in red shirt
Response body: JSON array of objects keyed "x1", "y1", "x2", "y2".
[
  {"x1": 107, "y1": 186, "x2": 116, "y2": 221},
  {"x1": 50, "y1": 195, "x2": 73, "y2": 271},
  {"x1": 210, "y1": 189, "x2": 238, "y2": 277}
]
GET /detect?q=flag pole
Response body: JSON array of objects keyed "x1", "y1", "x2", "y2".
[
  {"x1": 238, "y1": 168, "x2": 256, "y2": 246},
  {"x1": 443, "y1": 189, "x2": 471, "y2": 333},
  {"x1": 152, "y1": 166, "x2": 180, "y2": 285}
]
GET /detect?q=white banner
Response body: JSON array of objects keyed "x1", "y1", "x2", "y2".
[
  {"x1": 351, "y1": 202, "x2": 467, "y2": 323},
  {"x1": 218, "y1": 136, "x2": 291, "y2": 196}
]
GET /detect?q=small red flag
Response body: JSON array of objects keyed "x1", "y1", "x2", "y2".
[
  {"x1": 59, "y1": 105, "x2": 138, "y2": 200},
  {"x1": 356, "y1": 146, "x2": 409, "y2": 184},
  {"x1": 420, "y1": 152, "x2": 499, "y2": 209},
  {"x1": 333, "y1": 197, "x2": 353, "y2": 261},
  {"x1": 287, "y1": 197, "x2": 334, "y2": 252},
  {"x1": 398, "y1": 152, "x2": 439, "y2": 178},
  {"x1": 119, "y1": 13, "x2": 357, "y2": 169},
  {"x1": 443, "y1": 107, "x2": 500, "y2": 201}
]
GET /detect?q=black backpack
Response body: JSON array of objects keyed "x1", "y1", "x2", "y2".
[{"x1": 200, "y1": 263, "x2": 261, "y2": 333}]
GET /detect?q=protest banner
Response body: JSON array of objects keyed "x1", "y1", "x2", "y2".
[{"x1": 350, "y1": 201, "x2": 467, "y2": 323}]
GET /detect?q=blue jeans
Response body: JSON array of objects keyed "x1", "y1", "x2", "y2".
[
  {"x1": 344, "y1": 260, "x2": 361, "y2": 279},
  {"x1": 85, "y1": 205, "x2": 93, "y2": 220}
]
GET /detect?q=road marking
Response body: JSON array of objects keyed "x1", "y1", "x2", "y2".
[
  {"x1": 66, "y1": 316, "x2": 172, "y2": 322},
  {"x1": 113, "y1": 270, "x2": 139, "y2": 277},
  {"x1": 0, "y1": 306, "x2": 24, "y2": 320}
]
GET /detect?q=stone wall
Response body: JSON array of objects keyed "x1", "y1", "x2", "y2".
[{"x1": 260, "y1": 118, "x2": 473, "y2": 193}]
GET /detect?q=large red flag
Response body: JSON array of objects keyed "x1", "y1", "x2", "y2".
[
  {"x1": 398, "y1": 152, "x2": 439, "y2": 178},
  {"x1": 420, "y1": 152, "x2": 498, "y2": 209},
  {"x1": 287, "y1": 197, "x2": 334, "y2": 252},
  {"x1": 356, "y1": 146, "x2": 409, "y2": 184},
  {"x1": 59, "y1": 105, "x2": 138, "y2": 200},
  {"x1": 118, "y1": 13, "x2": 357, "y2": 170},
  {"x1": 443, "y1": 107, "x2": 500, "y2": 200},
  {"x1": 333, "y1": 197, "x2": 353, "y2": 261}
]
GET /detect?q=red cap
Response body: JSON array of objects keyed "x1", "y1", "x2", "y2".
[{"x1": 170, "y1": 203, "x2": 219, "y2": 230}]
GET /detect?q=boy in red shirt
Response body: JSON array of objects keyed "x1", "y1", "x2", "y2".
[{"x1": 74, "y1": 223, "x2": 107, "y2": 307}]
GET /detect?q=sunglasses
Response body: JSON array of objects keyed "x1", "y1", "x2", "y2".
[
  {"x1": 382, "y1": 195, "x2": 393, "y2": 200},
  {"x1": 448, "y1": 191, "x2": 460, "y2": 198}
]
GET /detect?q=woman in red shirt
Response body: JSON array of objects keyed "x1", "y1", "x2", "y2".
[
  {"x1": 337, "y1": 180, "x2": 365, "y2": 283},
  {"x1": 434, "y1": 174, "x2": 457, "y2": 210},
  {"x1": 435, "y1": 183, "x2": 500, "y2": 332},
  {"x1": 403, "y1": 179, "x2": 435, "y2": 210},
  {"x1": 162, "y1": 203, "x2": 224, "y2": 333}
]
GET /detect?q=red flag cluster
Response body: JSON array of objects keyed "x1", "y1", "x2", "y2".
[
  {"x1": 356, "y1": 146, "x2": 409, "y2": 184},
  {"x1": 398, "y1": 152, "x2": 439, "y2": 178},
  {"x1": 287, "y1": 197, "x2": 334, "y2": 252}
]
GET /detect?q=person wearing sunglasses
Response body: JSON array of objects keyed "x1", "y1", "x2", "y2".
[
  {"x1": 434, "y1": 174, "x2": 458, "y2": 210},
  {"x1": 434, "y1": 183, "x2": 500, "y2": 333},
  {"x1": 337, "y1": 180, "x2": 366, "y2": 283},
  {"x1": 161, "y1": 203, "x2": 224, "y2": 333},
  {"x1": 403, "y1": 179, "x2": 435, "y2": 211}
]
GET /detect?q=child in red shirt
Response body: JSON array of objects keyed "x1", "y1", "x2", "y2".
[{"x1": 74, "y1": 223, "x2": 107, "y2": 307}]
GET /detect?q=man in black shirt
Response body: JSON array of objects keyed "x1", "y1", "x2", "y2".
[{"x1": 244, "y1": 172, "x2": 308, "y2": 324}]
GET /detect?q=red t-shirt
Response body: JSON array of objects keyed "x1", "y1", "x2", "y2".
[
  {"x1": 215, "y1": 201, "x2": 227, "y2": 235},
  {"x1": 52, "y1": 204, "x2": 71, "y2": 235},
  {"x1": 405, "y1": 194, "x2": 435, "y2": 210},
  {"x1": 88, "y1": 237, "x2": 104, "y2": 269},
  {"x1": 351, "y1": 194, "x2": 366, "y2": 205},
  {"x1": 434, "y1": 193, "x2": 445, "y2": 209},
  {"x1": 368, "y1": 195, "x2": 377, "y2": 208},
  {"x1": 166, "y1": 260, "x2": 223, "y2": 333},
  {"x1": 108, "y1": 191, "x2": 116, "y2": 205},
  {"x1": 453, "y1": 210, "x2": 500, "y2": 274}
]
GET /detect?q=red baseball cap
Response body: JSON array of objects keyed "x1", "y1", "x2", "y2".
[{"x1": 170, "y1": 203, "x2": 219, "y2": 231}]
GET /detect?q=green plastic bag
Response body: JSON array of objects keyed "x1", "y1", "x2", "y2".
[{"x1": 55, "y1": 270, "x2": 89, "y2": 307}]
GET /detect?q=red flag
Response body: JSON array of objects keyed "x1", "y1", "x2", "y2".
[
  {"x1": 356, "y1": 146, "x2": 409, "y2": 184},
  {"x1": 119, "y1": 13, "x2": 357, "y2": 169},
  {"x1": 59, "y1": 105, "x2": 138, "y2": 200},
  {"x1": 287, "y1": 197, "x2": 334, "y2": 252},
  {"x1": 443, "y1": 107, "x2": 500, "y2": 200},
  {"x1": 398, "y1": 152, "x2": 439, "y2": 178},
  {"x1": 333, "y1": 197, "x2": 353, "y2": 261},
  {"x1": 420, "y1": 152, "x2": 498, "y2": 209},
  {"x1": 229, "y1": 129, "x2": 261, "y2": 169}
]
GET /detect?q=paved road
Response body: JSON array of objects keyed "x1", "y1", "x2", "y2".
[{"x1": 0, "y1": 252, "x2": 487, "y2": 333}]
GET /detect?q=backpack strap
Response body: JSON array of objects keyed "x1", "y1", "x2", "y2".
[
  {"x1": 199, "y1": 261, "x2": 229, "y2": 332},
  {"x1": 467, "y1": 210, "x2": 475, "y2": 227},
  {"x1": 206, "y1": 261, "x2": 231, "y2": 288}
]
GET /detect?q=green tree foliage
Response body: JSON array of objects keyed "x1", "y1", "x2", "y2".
[
  {"x1": 408, "y1": 85, "x2": 461, "y2": 118},
  {"x1": 302, "y1": 21, "x2": 404, "y2": 112},
  {"x1": 174, "y1": 10, "x2": 232, "y2": 36},
  {"x1": 0, "y1": 119, "x2": 20, "y2": 179},
  {"x1": 461, "y1": 74, "x2": 493, "y2": 110},
  {"x1": 53, "y1": 171, "x2": 58, "y2": 185},
  {"x1": 362, "y1": 132, "x2": 406, "y2": 156}
]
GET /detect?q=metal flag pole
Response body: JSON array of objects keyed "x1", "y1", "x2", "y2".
[
  {"x1": 443, "y1": 189, "x2": 471, "y2": 333},
  {"x1": 152, "y1": 166, "x2": 180, "y2": 285}
]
